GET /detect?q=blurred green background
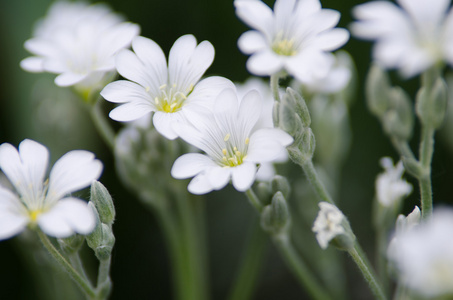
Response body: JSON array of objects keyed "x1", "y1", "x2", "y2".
[{"x1": 1, "y1": 0, "x2": 453, "y2": 299}]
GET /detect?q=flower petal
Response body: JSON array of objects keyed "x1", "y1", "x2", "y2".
[
  {"x1": 169, "y1": 35, "x2": 214, "y2": 93},
  {"x1": 188, "y1": 173, "x2": 214, "y2": 195},
  {"x1": 171, "y1": 153, "x2": 215, "y2": 179},
  {"x1": 131, "y1": 36, "x2": 167, "y2": 95},
  {"x1": 234, "y1": 0, "x2": 274, "y2": 36},
  {"x1": 0, "y1": 186, "x2": 28, "y2": 240},
  {"x1": 20, "y1": 57, "x2": 45, "y2": 72},
  {"x1": 101, "y1": 80, "x2": 153, "y2": 104},
  {"x1": 231, "y1": 162, "x2": 256, "y2": 192},
  {"x1": 0, "y1": 140, "x2": 48, "y2": 203},
  {"x1": 246, "y1": 128, "x2": 293, "y2": 162},
  {"x1": 207, "y1": 166, "x2": 231, "y2": 190},
  {"x1": 55, "y1": 72, "x2": 88, "y2": 87},
  {"x1": 48, "y1": 151, "x2": 102, "y2": 204},
  {"x1": 153, "y1": 111, "x2": 181, "y2": 140},
  {"x1": 109, "y1": 101, "x2": 154, "y2": 122},
  {"x1": 38, "y1": 197, "x2": 96, "y2": 237},
  {"x1": 185, "y1": 76, "x2": 236, "y2": 110},
  {"x1": 247, "y1": 50, "x2": 283, "y2": 76},
  {"x1": 115, "y1": 49, "x2": 155, "y2": 91},
  {"x1": 310, "y1": 28, "x2": 349, "y2": 51},
  {"x1": 238, "y1": 31, "x2": 267, "y2": 54}
]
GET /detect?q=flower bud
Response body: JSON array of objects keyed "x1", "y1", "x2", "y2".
[
  {"x1": 366, "y1": 64, "x2": 391, "y2": 117},
  {"x1": 288, "y1": 127, "x2": 316, "y2": 164},
  {"x1": 260, "y1": 192, "x2": 290, "y2": 236},
  {"x1": 90, "y1": 181, "x2": 115, "y2": 226},
  {"x1": 86, "y1": 202, "x2": 102, "y2": 250},
  {"x1": 285, "y1": 87, "x2": 311, "y2": 127},
  {"x1": 271, "y1": 175, "x2": 291, "y2": 199},
  {"x1": 416, "y1": 77, "x2": 447, "y2": 129},
  {"x1": 94, "y1": 224, "x2": 115, "y2": 261},
  {"x1": 255, "y1": 182, "x2": 272, "y2": 206},
  {"x1": 382, "y1": 87, "x2": 414, "y2": 140}
]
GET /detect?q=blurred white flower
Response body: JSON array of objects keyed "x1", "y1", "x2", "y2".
[
  {"x1": 0, "y1": 139, "x2": 102, "y2": 240},
  {"x1": 21, "y1": 1, "x2": 139, "y2": 91},
  {"x1": 302, "y1": 51, "x2": 352, "y2": 94},
  {"x1": 376, "y1": 157, "x2": 412, "y2": 207},
  {"x1": 388, "y1": 207, "x2": 453, "y2": 298},
  {"x1": 171, "y1": 87, "x2": 293, "y2": 194},
  {"x1": 351, "y1": 0, "x2": 453, "y2": 77},
  {"x1": 235, "y1": 78, "x2": 288, "y2": 181},
  {"x1": 312, "y1": 202, "x2": 345, "y2": 249},
  {"x1": 101, "y1": 35, "x2": 233, "y2": 140},
  {"x1": 234, "y1": 0, "x2": 349, "y2": 84}
]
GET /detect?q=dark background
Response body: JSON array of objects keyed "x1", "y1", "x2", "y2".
[{"x1": 1, "y1": 0, "x2": 453, "y2": 299}]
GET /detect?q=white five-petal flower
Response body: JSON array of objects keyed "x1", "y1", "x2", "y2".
[
  {"x1": 0, "y1": 139, "x2": 103, "y2": 240},
  {"x1": 101, "y1": 34, "x2": 234, "y2": 140},
  {"x1": 351, "y1": 0, "x2": 453, "y2": 77},
  {"x1": 21, "y1": 1, "x2": 140, "y2": 90},
  {"x1": 171, "y1": 87, "x2": 293, "y2": 194},
  {"x1": 388, "y1": 207, "x2": 453, "y2": 298},
  {"x1": 312, "y1": 202, "x2": 346, "y2": 249},
  {"x1": 376, "y1": 157, "x2": 412, "y2": 207},
  {"x1": 234, "y1": 0, "x2": 349, "y2": 84}
]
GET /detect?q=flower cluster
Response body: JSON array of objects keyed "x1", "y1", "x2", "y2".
[
  {"x1": 21, "y1": 1, "x2": 139, "y2": 93},
  {"x1": 375, "y1": 157, "x2": 412, "y2": 207}
]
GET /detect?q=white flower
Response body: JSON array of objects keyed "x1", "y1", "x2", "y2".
[
  {"x1": 101, "y1": 34, "x2": 234, "y2": 140},
  {"x1": 388, "y1": 207, "x2": 453, "y2": 298},
  {"x1": 235, "y1": 78, "x2": 288, "y2": 181},
  {"x1": 312, "y1": 202, "x2": 345, "y2": 249},
  {"x1": 234, "y1": 0, "x2": 349, "y2": 84},
  {"x1": 20, "y1": 1, "x2": 140, "y2": 90},
  {"x1": 351, "y1": 0, "x2": 453, "y2": 77},
  {"x1": 0, "y1": 139, "x2": 102, "y2": 240},
  {"x1": 302, "y1": 50, "x2": 352, "y2": 94},
  {"x1": 376, "y1": 157, "x2": 412, "y2": 207},
  {"x1": 171, "y1": 87, "x2": 293, "y2": 194}
]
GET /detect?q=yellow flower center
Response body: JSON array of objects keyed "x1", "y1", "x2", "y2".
[
  {"x1": 272, "y1": 39, "x2": 297, "y2": 56},
  {"x1": 221, "y1": 134, "x2": 249, "y2": 167},
  {"x1": 29, "y1": 209, "x2": 42, "y2": 222},
  {"x1": 149, "y1": 83, "x2": 194, "y2": 114}
]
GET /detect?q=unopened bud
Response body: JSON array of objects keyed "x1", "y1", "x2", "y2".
[
  {"x1": 86, "y1": 202, "x2": 102, "y2": 250},
  {"x1": 256, "y1": 182, "x2": 272, "y2": 206},
  {"x1": 90, "y1": 181, "x2": 115, "y2": 226},
  {"x1": 366, "y1": 64, "x2": 391, "y2": 117},
  {"x1": 260, "y1": 192, "x2": 290, "y2": 236},
  {"x1": 416, "y1": 77, "x2": 447, "y2": 129},
  {"x1": 285, "y1": 87, "x2": 311, "y2": 127},
  {"x1": 271, "y1": 175, "x2": 291, "y2": 199},
  {"x1": 94, "y1": 224, "x2": 115, "y2": 261},
  {"x1": 383, "y1": 87, "x2": 413, "y2": 140}
]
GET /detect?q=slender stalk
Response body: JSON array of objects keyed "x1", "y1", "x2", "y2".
[
  {"x1": 348, "y1": 243, "x2": 387, "y2": 300},
  {"x1": 68, "y1": 252, "x2": 93, "y2": 288},
  {"x1": 273, "y1": 234, "x2": 333, "y2": 300},
  {"x1": 89, "y1": 97, "x2": 115, "y2": 151},
  {"x1": 37, "y1": 230, "x2": 97, "y2": 299},
  {"x1": 174, "y1": 186, "x2": 208, "y2": 300},
  {"x1": 390, "y1": 137, "x2": 416, "y2": 160},
  {"x1": 245, "y1": 189, "x2": 264, "y2": 212},
  {"x1": 375, "y1": 229, "x2": 390, "y2": 297},
  {"x1": 300, "y1": 159, "x2": 335, "y2": 205},
  {"x1": 270, "y1": 74, "x2": 281, "y2": 102},
  {"x1": 95, "y1": 258, "x2": 112, "y2": 300},
  {"x1": 227, "y1": 220, "x2": 268, "y2": 300},
  {"x1": 418, "y1": 126, "x2": 434, "y2": 218}
]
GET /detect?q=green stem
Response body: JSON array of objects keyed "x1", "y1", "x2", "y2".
[
  {"x1": 300, "y1": 159, "x2": 335, "y2": 205},
  {"x1": 418, "y1": 126, "x2": 434, "y2": 219},
  {"x1": 95, "y1": 258, "x2": 112, "y2": 300},
  {"x1": 245, "y1": 189, "x2": 264, "y2": 212},
  {"x1": 68, "y1": 252, "x2": 93, "y2": 288},
  {"x1": 37, "y1": 230, "x2": 97, "y2": 299},
  {"x1": 273, "y1": 234, "x2": 333, "y2": 300},
  {"x1": 151, "y1": 205, "x2": 187, "y2": 300},
  {"x1": 348, "y1": 243, "x2": 387, "y2": 300},
  {"x1": 375, "y1": 229, "x2": 389, "y2": 297},
  {"x1": 227, "y1": 219, "x2": 268, "y2": 300},
  {"x1": 270, "y1": 74, "x2": 281, "y2": 102},
  {"x1": 390, "y1": 137, "x2": 416, "y2": 160},
  {"x1": 90, "y1": 97, "x2": 115, "y2": 151},
  {"x1": 174, "y1": 186, "x2": 208, "y2": 300}
]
